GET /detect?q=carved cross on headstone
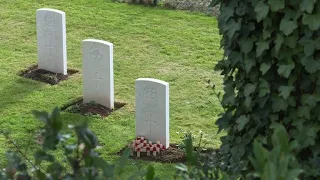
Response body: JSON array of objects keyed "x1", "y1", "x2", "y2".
[
  {"x1": 92, "y1": 72, "x2": 102, "y2": 91},
  {"x1": 47, "y1": 31, "x2": 55, "y2": 40},
  {"x1": 45, "y1": 41, "x2": 55, "y2": 66},
  {"x1": 145, "y1": 114, "x2": 158, "y2": 134},
  {"x1": 46, "y1": 41, "x2": 54, "y2": 56}
]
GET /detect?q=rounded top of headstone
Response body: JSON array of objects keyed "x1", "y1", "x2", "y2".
[
  {"x1": 36, "y1": 8, "x2": 65, "y2": 15},
  {"x1": 83, "y1": 39, "x2": 113, "y2": 47},
  {"x1": 136, "y1": 78, "x2": 169, "y2": 86}
]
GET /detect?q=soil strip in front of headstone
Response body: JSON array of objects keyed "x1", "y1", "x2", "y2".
[
  {"x1": 117, "y1": 144, "x2": 186, "y2": 163},
  {"x1": 61, "y1": 97, "x2": 126, "y2": 118},
  {"x1": 19, "y1": 64, "x2": 78, "y2": 85}
]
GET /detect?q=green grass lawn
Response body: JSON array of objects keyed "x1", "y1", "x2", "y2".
[{"x1": 0, "y1": 0, "x2": 223, "y2": 178}]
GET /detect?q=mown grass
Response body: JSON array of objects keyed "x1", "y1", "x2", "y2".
[{"x1": 0, "y1": 0, "x2": 223, "y2": 178}]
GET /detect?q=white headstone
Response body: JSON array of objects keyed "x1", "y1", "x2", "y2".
[
  {"x1": 36, "y1": 8, "x2": 67, "y2": 75},
  {"x1": 82, "y1": 39, "x2": 114, "y2": 109},
  {"x1": 135, "y1": 78, "x2": 169, "y2": 148}
]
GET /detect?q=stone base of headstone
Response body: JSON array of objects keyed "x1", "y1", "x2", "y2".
[{"x1": 19, "y1": 64, "x2": 78, "y2": 85}]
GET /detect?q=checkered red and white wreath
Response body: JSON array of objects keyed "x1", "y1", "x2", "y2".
[{"x1": 128, "y1": 136, "x2": 166, "y2": 157}]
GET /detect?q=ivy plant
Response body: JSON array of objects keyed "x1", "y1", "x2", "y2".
[{"x1": 211, "y1": 0, "x2": 320, "y2": 179}]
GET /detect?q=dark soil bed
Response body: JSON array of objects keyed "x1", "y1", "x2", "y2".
[
  {"x1": 117, "y1": 142, "x2": 220, "y2": 163},
  {"x1": 19, "y1": 64, "x2": 78, "y2": 85},
  {"x1": 61, "y1": 97, "x2": 126, "y2": 118},
  {"x1": 117, "y1": 144, "x2": 186, "y2": 163}
]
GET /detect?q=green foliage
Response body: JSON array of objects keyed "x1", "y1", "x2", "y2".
[
  {"x1": 248, "y1": 124, "x2": 302, "y2": 180},
  {"x1": 0, "y1": 108, "x2": 154, "y2": 180},
  {"x1": 175, "y1": 134, "x2": 229, "y2": 180},
  {"x1": 0, "y1": 108, "x2": 229, "y2": 180},
  {"x1": 0, "y1": 109, "x2": 306, "y2": 180},
  {"x1": 213, "y1": 0, "x2": 320, "y2": 178},
  {"x1": 1, "y1": 0, "x2": 221, "y2": 176}
]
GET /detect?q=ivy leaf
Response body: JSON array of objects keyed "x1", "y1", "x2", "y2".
[
  {"x1": 244, "y1": 83, "x2": 257, "y2": 97},
  {"x1": 236, "y1": 115, "x2": 249, "y2": 131},
  {"x1": 244, "y1": 56, "x2": 256, "y2": 73},
  {"x1": 229, "y1": 51, "x2": 243, "y2": 67},
  {"x1": 303, "y1": 42, "x2": 316, "y2": 56},
  {"x1": 259, "y1": 78, "x2": 270, "y2": 97},
  {"x1": 224, "y1": 18, "x2": 241, "y2": 40},
  {"x1": 275, "y1": 34, "x2": 284, "y2": 53},
  {"x1": 222, "y1": 78, "x2": 236, "y2": 105},
  {"x1": 256, "y1": 40, "x2": 270, "y2": 57},
  {"x1": 279, "y1": 86, "x2": 294, "y2": 99},
  {"x1": 260, "y1": 63, "x2": 271, "y2": 75},
  {"x1": 287, "y1": 96, "x2": 296, "y2": 107},
  {"x1": 300, "y1": 0, "x2": 316, "y2": 13},
  {"x1": 219, "y1": 7, "x2": 235, "y2": 23},
  {"x1": 301, "y1": 56, "x2": 320, "y2": 73},
  {"x1": 263, "y1": 17, "x2": 272, "y2": 28},
  {"x1": 317, "y1": 0, "x2": 320, "y2": 12},
  {"x1": 239, "y1": 38, "x2": 254, "y2": 54},
  {"x1": 244, "y1": 97, "x2": 252, "y2": 109},
  {"x1": 284, "y1": 35, "x2": 298, "y2": 48},
  {"x1": 298, "y1": 106, "x2": 310, "y2": 119},
  {"x1": 280, "y1": 18, "x2": 298, "y2": 36},
  {"x1": 302, "y1": 13, "x2": 320, "y2": 31},
  {"x1": 283, "y1": 8, "x2": 302, "y2": 20},
  {"x1": 216, "y1": 111, "x2": 232, "y2": 133},
  {"x1": 263, "y1": 28, "x2": 272, "y2": 40},
  {"x1": 304, "y1": 42, "x2": 316, "y2": 56},
  {"x1": 255, "y1": 1, "x2": 269, "y2": 22},
  {"x1": 236, "y1": 2, "x2": 247, "y2": 16},
  {"x1": 302, "y1": 94, "x2": 320, "y2": 107},
  {"x1": 277, "y1": 59, "x2": 295, "y2": 78},
  {"x1": 272, "y1": 95, "x2": 288, "y2": 112},
  {"x1": 268, "y1": 0, "x2": 285, "y2": 12},
  {"x1": 222, "y1": 93, "x2": 236, "y2": 106},
  {"x1": 299, "y1": 37, "x2": 320, "y2": 56}
]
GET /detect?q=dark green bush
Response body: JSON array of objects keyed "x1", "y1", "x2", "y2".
[
  {"x1": 247, "y1": 123, "x2": 302, "y2": 180},
  {"x1": 0, "y1": 108, "x2": 154, "y2": 180},
  {"x1": 211, "y1": 0, "x2": 320, "y2": 178}
]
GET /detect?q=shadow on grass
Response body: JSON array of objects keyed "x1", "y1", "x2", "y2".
[{"x1": 0, "y1": 77, "x2": 44, "y2": 113}]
